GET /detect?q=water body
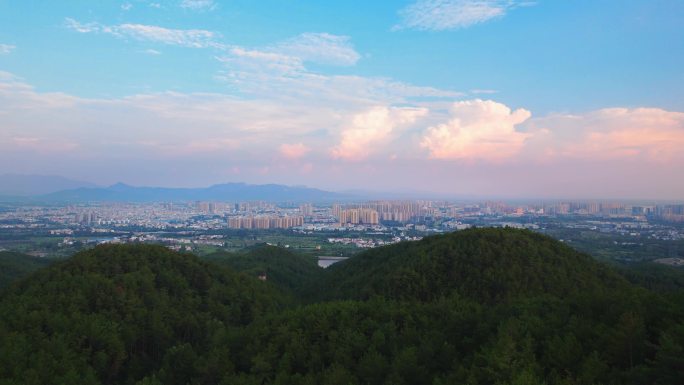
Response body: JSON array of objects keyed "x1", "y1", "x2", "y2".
[{"x1": 317, "y1": 256, "x2": 348, "y2": 268}]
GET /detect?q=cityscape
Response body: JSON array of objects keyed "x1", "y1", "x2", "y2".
[{"x1": 2, "y1": 197, "x2": 683, "y2": 267}]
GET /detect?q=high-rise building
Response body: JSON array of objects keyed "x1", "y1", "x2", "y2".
[
  {"x1": 332, "y1": 204, "x2": 342, "y2": 218},
  {"x1": 339, "y1": 208, "x2": 378, "y2": 225},
  {"x1": 300, "y1": 203, "x2": 313, "y2": 217},
  {"x1": 227, "y1": 215, "x2": 304, "y2": 229}
]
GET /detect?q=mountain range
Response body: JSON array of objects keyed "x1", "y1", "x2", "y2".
[
  {"x1": 0, "y1": 175, "x2": 348, "y2": 203},
  {"x1": 0, "y1": 174, "x2": 96, "y2": 196},
  {"x1": 40, "y1": 182, "x2": 346, "y2": 202}
]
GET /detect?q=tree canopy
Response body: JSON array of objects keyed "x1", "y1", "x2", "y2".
[
  {"x1": 204, "y1": 245, "x2": 321, "y2": 298},
  {"x1": 317, "y1": 227, "x2": 629, "y2": 303},
  {"x1": 1, "y1": 229, "x2": 684, "y2": 384},
  {"x1": 0, "y1": 251, "x2": 52, "y2": 289}
]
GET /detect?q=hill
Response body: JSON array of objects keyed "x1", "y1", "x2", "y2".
[
  {"x1": 235, "y1": 229, "x2": 684, "y2": 384},
  {"x1": 0, "y1": 251, "x2": 52, "y2": 288},
  {"x1": 319, "y1": 227, "x2": 628, "y2": 303},
  {"x1": 204, "y1": 245, "x2": 322, "y2": 296},
  {"x1": 0, "y1": 244, "x2": 284, "y2": 385},
  {"x1": 40, "y1": 182, "x2": 347, "y2": 203},
  {"x1": 1, "y1": 230, "x2": 684, "y2": 384},
  {"x1": 617, "y1": 261, "x2": 684, "y2": 293}
]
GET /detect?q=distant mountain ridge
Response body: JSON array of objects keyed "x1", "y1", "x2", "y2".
[
  {"x1": 38, "y1": 182, "x2": 348, "y2": 203},
  {"x1": 0, "y1": 174, "x2": 97, "y2": 196}
]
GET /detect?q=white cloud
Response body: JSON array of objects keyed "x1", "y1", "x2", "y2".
[
  {"x1": 0, "y1": 44, "x2": 15, "y2": 55},
  {"x1": 396, "y1": 0, "x2": 531, "y2": 31},
  {"x1": 215, "y1": 40, "x2": 460, "y2": 103},
  {"x1": 0, "y1": 71, "x2": 17, "y2": 81},
  {"x1": 64, "y1": 18, "x2": 100, "y2": 33},
  {"x1": 470, "y1": 89, "x2": 498, "y2": 94},
  {"x1": 110, "y1": 23, "x2": 219, "y2": 48},
  {"x1": 274, "y1": 33, "x2": 360, "y2": 66},
  {"x1": 421, "y1": 99, "x2": 531, "y2": 161},
  {"x1": 216, "y1": 65, "x2": 462, "y2": 104},
  {"x1": 64, "y1": 18, "x2": 359, "y2": 67},
  {"x1": 214, "y1": 32, "x2": 361, "y2": 85},
  {"x1": 217, "y1": 48, "x2": 457, "y2": 104},
  {"x1": 217, "y1": 47, "x2": 305, "y2": 77},
  {"x1": 143, "y1": 49, "x2": 162, "y2": 55},
  {"x1": 331, "y1": 106, "x2": 428, "y2": 161},
  {"x1": 121, "y1": 3, "x2": 133, "y2": 11},
  {"x1": 64, "y1": 19, "x2": 461, "y2": 106},
  {"x1": 0, "y1": 72, "x2": 79, "y2": 110},
  {"x1": 65, "y1": 18, "x2": 221, "y2": 48},
  {"x1": 180, "y1": 0, "x2": 217, "y2": 11}
]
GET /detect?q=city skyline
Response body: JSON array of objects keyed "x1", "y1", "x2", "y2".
[{"x1": 1, "y1": 1, "x2": 683, "y2": 199}]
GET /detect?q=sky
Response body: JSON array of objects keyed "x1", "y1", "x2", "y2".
[{"x1": 0, "y1": 0, "x2": 683, "y2": 199}]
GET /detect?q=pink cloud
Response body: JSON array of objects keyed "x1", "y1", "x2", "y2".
[
  {"x1": 300, "y1": 163, "x2": 314, "y2": 174},
  {"x1": 279, "y1": 142, "x2": 311, "y2": 159},
  {"x1": 526, "y1": 107, "x2": 684, "y2": 162},
  {"x1": 10, "y1": 136, "x2": 79, "y2": 153},
  {"x1": 421, "y1": 99, "x2": 531, "y2": 161},
  {"x1": 331, "y1": 106, "x2": 427, "y2": 161}
]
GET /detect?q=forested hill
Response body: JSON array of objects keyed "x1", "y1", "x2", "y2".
[
  {"x1": 318, "y1": 227, "x2": 629, "y2": 303},
  {"x1": 204, "y1": 245, "x2": 322, "y2": 296},
  {"x1": 0, "y1": 251, "x2": 52, "y2": 289},
  {"x1": 1, "y1": 230, "x2": 684, "y2": 384},
  {"x1": 0, "y1": 244, "x2": 285, "y2": 384}
]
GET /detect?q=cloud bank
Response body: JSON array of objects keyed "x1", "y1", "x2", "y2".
[
  {"x1": 2, "y1": 69, "x2": 682, "y2": 197},
  {"x1": 526, "y1": 107, "x2": 684, "y2": 162}
]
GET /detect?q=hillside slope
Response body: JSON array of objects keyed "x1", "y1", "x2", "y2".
[
  {"x1": 320, "y1": 227, "x2": 629, "y2": 302},
  {"x1": 0, "y1": 244, "x2": 283, "y2": 385},
  {"x1": 0, "y1": 251, "x2": 52, "y2": 289},
  {"x1": 205, "y1": 245, "x2": 322, "y2": 296}
]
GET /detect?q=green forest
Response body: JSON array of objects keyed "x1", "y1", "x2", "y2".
[
  {"x1": 1, "y1": 228, "x2": 684, "y2": 384},
  {"x1": 0, "y1": 251, "x2": 52, "y2": 288}
]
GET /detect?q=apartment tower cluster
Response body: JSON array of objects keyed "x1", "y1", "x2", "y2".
[
  {"x1": 227, "y1": 215, "x2": 304, "y2": 229},
  {"x1": 333, "y1": 201, "x2": 431, "y2": 224}
]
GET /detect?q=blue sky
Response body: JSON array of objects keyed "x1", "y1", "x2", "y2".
[{"x1": 1, "y1": 0, "x2": 683, "y2": 198}]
